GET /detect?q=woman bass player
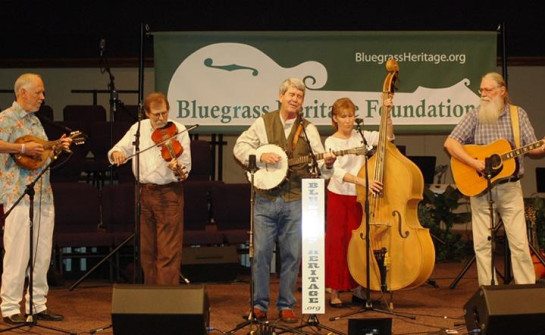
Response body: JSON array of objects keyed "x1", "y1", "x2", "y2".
[{"x1": 324, "y1": 96, "x2": 394, "y2": 307}]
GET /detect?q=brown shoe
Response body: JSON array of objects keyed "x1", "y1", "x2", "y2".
[
  {"x1": 242, "y1": 307, "x2": 267, "y2": 321},
  {"x1": 3, "y1": 313, "x2": 26, "y2": 325},
  {"x1": 279, "y1": 309, "x2": 298, "y2": 323}
]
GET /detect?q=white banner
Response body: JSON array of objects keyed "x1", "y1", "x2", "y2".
[{"x1": 301, "y1": 179, "x2": 325, "y2": 314}]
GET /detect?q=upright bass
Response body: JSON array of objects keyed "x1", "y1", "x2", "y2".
[{"x1": 347, "y1": 59, "x2": 435, "y2": 292}]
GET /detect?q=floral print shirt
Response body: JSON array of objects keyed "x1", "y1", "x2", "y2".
[{"x1": 0, "y1": 101, "x2": 52, "y2": 206}]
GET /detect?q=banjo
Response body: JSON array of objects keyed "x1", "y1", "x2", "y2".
[{"x1": 247, "y1": 144, "x2": 366, "y2": 190}]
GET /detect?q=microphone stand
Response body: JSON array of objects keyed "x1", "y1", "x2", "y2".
[
  {"x1": 329, "y1": 119, "x2": 415, "y2": 323},
  {"x1": 0, "y1": 155, "x2": 76, "y2": 334},
  {"x1": 484, "y1": 157, "x2": 497, "y2": 286},
  {"x1": 226, "y1": 155, "x2": 271, "y2": 334},
  {"x1": 100, "y1": 39, "x2": 120, "y2": 186}
]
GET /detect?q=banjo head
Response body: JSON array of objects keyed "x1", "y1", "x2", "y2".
[{"x1": 247, "y1": 144, "x2": 288, "y2": 190}]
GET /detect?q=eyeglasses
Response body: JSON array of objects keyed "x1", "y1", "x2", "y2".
[
  {"x1": 478, "y1": 86, "x2": 500, "y2": 95},
  {"x1": 149, "y1": 111, "x2": 168, "y2": 118}
]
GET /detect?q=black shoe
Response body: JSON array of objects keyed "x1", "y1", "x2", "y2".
[
  {"x1": 35, "y1": 310, "x2": 64, "y2": 321},
  {"x1": 3, "y1": 313, "x2": 26, "y2": 325},
  {"x1": 329, "y1": 301, "x2": 346, "y2": 308},
  {"x1": 351, "y1": 294, "x2": 366, "y2": 305}
]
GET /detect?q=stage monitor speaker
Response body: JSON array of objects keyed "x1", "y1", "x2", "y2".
[
  {"x1": 181, "y1": 245, "x2": 239, "y2": 282},
  {"x1": 111, "y1": 284, "x2": 209, "y2": 335},
  {"x1": 348, "y1": 318, "x2": 392, "y2": 335},
  {"x1": 464, "y1": 284, "x2": 545, "y2": 335}
]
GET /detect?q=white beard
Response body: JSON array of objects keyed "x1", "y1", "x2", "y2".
[{"x1": 477, "y1": 96, "x2": 502, "y2": 124}]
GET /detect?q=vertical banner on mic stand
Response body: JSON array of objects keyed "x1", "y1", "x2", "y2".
[{"x1": 301, "y1": 179, "x2": 325, "y2": 314}]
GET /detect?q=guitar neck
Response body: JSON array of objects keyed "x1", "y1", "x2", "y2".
[
  {"x1": 502, "y1": 140, "x2": 544, "y2": 161},
  {"x1": 287, "y1": 148, "x2": 361, "y2": 166}
]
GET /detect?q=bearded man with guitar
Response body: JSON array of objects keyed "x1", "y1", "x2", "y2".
[
  {"x1": 444, "y1": 72, "x2": 545, "y2": 286},
  {"x1": 0, "y1": 73, "x2": 72, "y2": 324}
]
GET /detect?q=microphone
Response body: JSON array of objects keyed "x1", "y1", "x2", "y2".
[
  {"x1": 248, "y1": 154, "x2": 259, "y2": 173},
  {"x1": 355, "y1": 118, "x2": 364, "y2": 125},
  {"x1": 99, "y1": 38, "x2": 106, "y2": 57}
]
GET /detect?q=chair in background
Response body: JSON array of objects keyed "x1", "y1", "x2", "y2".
[
  {"x1": 37, "y1": 104, "x2": 54, "y2": 120},
  {"x1": 115, "y1": 104, "x2": 139, "y2": 123},
  {"x1": 210, "y1": 183, "x2": 251, "y2": 246},
  {"x1": 49, "y1": 150, "x2": 85, "y2": 183},
  {"x1": 101, "y1": 183, "x2": 135, "y2": 243},
  {"x1": 85, "y1": 121, "x2": 131, "y2": 186},
  {"x1": 63, "y1": 105, "x2": 107, "y2": 141},
  {"x1": 183, "y1": 181, "x2": 224, "y2": 246},
  {"x1": 63, "y1": 104, "x2": 107, "y2": 122},
  {"x1": 101, "y1": 183, "x2": 136, "y2": 280},
  {"x1": 52, "y1": 182, "x2": 114, "y2": 279},
  {"x1": 187, "y1": 140, "x2": 213, "y2": 181},
  {"x1": 114, "y1": 163, "x2": 134, "y2": 184}
]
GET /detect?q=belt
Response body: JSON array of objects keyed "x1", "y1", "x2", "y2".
[
  {"x1": 498, "y1": 176, "x2": 519, "y2": 185},
  {"x1": 139, "y1": 182, "x2": 181, "y2": 190}
]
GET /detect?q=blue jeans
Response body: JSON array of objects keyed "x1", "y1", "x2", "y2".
[{"x1": 253, "y1": 194, "x2": 301, "y2": 312}]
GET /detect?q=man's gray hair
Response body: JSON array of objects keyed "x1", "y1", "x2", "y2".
[
  {"x1": 279, "y1": 78, "x2": 306, "y2": 95},
  {"x1": 14, "y1": 73, "x2": 42, "y2": 98}
]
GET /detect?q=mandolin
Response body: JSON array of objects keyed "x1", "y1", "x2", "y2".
[{"x1": 12, "y1": 131, "x2": 87, "y2": 170}]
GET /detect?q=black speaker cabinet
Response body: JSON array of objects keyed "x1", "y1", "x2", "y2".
[
  {"x1": 348, "y1": 318, "x2": 392, "y2": 335},
  {"x1": 464, "y1": 284, "x2": 545, "y2": 335},
  {"x1": 111, "y1": 284, "x2": 209, "y2": 335},
  {"x1": 181, "y1": 245, "x2": 239, "y2": 282}
]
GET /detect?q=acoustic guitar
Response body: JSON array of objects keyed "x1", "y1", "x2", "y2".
[
  {"x1": 12, "y1": 131, "x2": 87, "y2": 170},
  {"x1": 450, "y1": 138, "x2": 543, "y2": 197},
  {"x1": 247, "y1": 144, "x2": 366, "y2": 190}
]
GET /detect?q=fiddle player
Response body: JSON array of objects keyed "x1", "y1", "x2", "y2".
[
  {"x1": 0, "y1": 73, "x2": 70, "y2": 324},
  {"x1": 444, "y1": 72, "x2": 545, "y2": 286},
  {"x1": 233, "y1": 78, "x2": 336, "y2": 323},
  {"x1": 324, "y1": 96, "x2": 394, "y2": 307},
  {"x1": 108, "y1": 92, "x2": 191, "y2": 285}
]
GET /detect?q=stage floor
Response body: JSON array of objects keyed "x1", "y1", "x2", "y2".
[{"x1": 0, "y1": 261, "x2": 492, "y2": 334}]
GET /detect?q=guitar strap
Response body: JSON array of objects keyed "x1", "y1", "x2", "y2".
[
  {"x1": 291, "y1": 124, "x2": 303, "y2": 151},
  {"x1": 509, "y1": 104, "x2": 520, "y2": 148}
]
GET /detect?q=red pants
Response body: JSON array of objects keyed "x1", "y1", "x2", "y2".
[{"x1": 325, "y1": 191, "x2": 362, "y2": 290}]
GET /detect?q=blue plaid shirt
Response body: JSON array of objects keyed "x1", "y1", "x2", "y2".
[{"x1": 448, "y1": 103, "x2": 538, "y2": 176}]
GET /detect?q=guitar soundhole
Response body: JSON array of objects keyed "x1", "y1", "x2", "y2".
[{"x1": 489, "y1": 154, "x2": 502, "y2": 170}]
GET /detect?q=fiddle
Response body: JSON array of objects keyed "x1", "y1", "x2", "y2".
[{"x1": 151, "y1": 121, "x2": 187, "y2": 181}]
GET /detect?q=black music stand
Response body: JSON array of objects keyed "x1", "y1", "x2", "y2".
[{"x1": 0, "y1": 156, "x2": 76, "y2": 335}]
